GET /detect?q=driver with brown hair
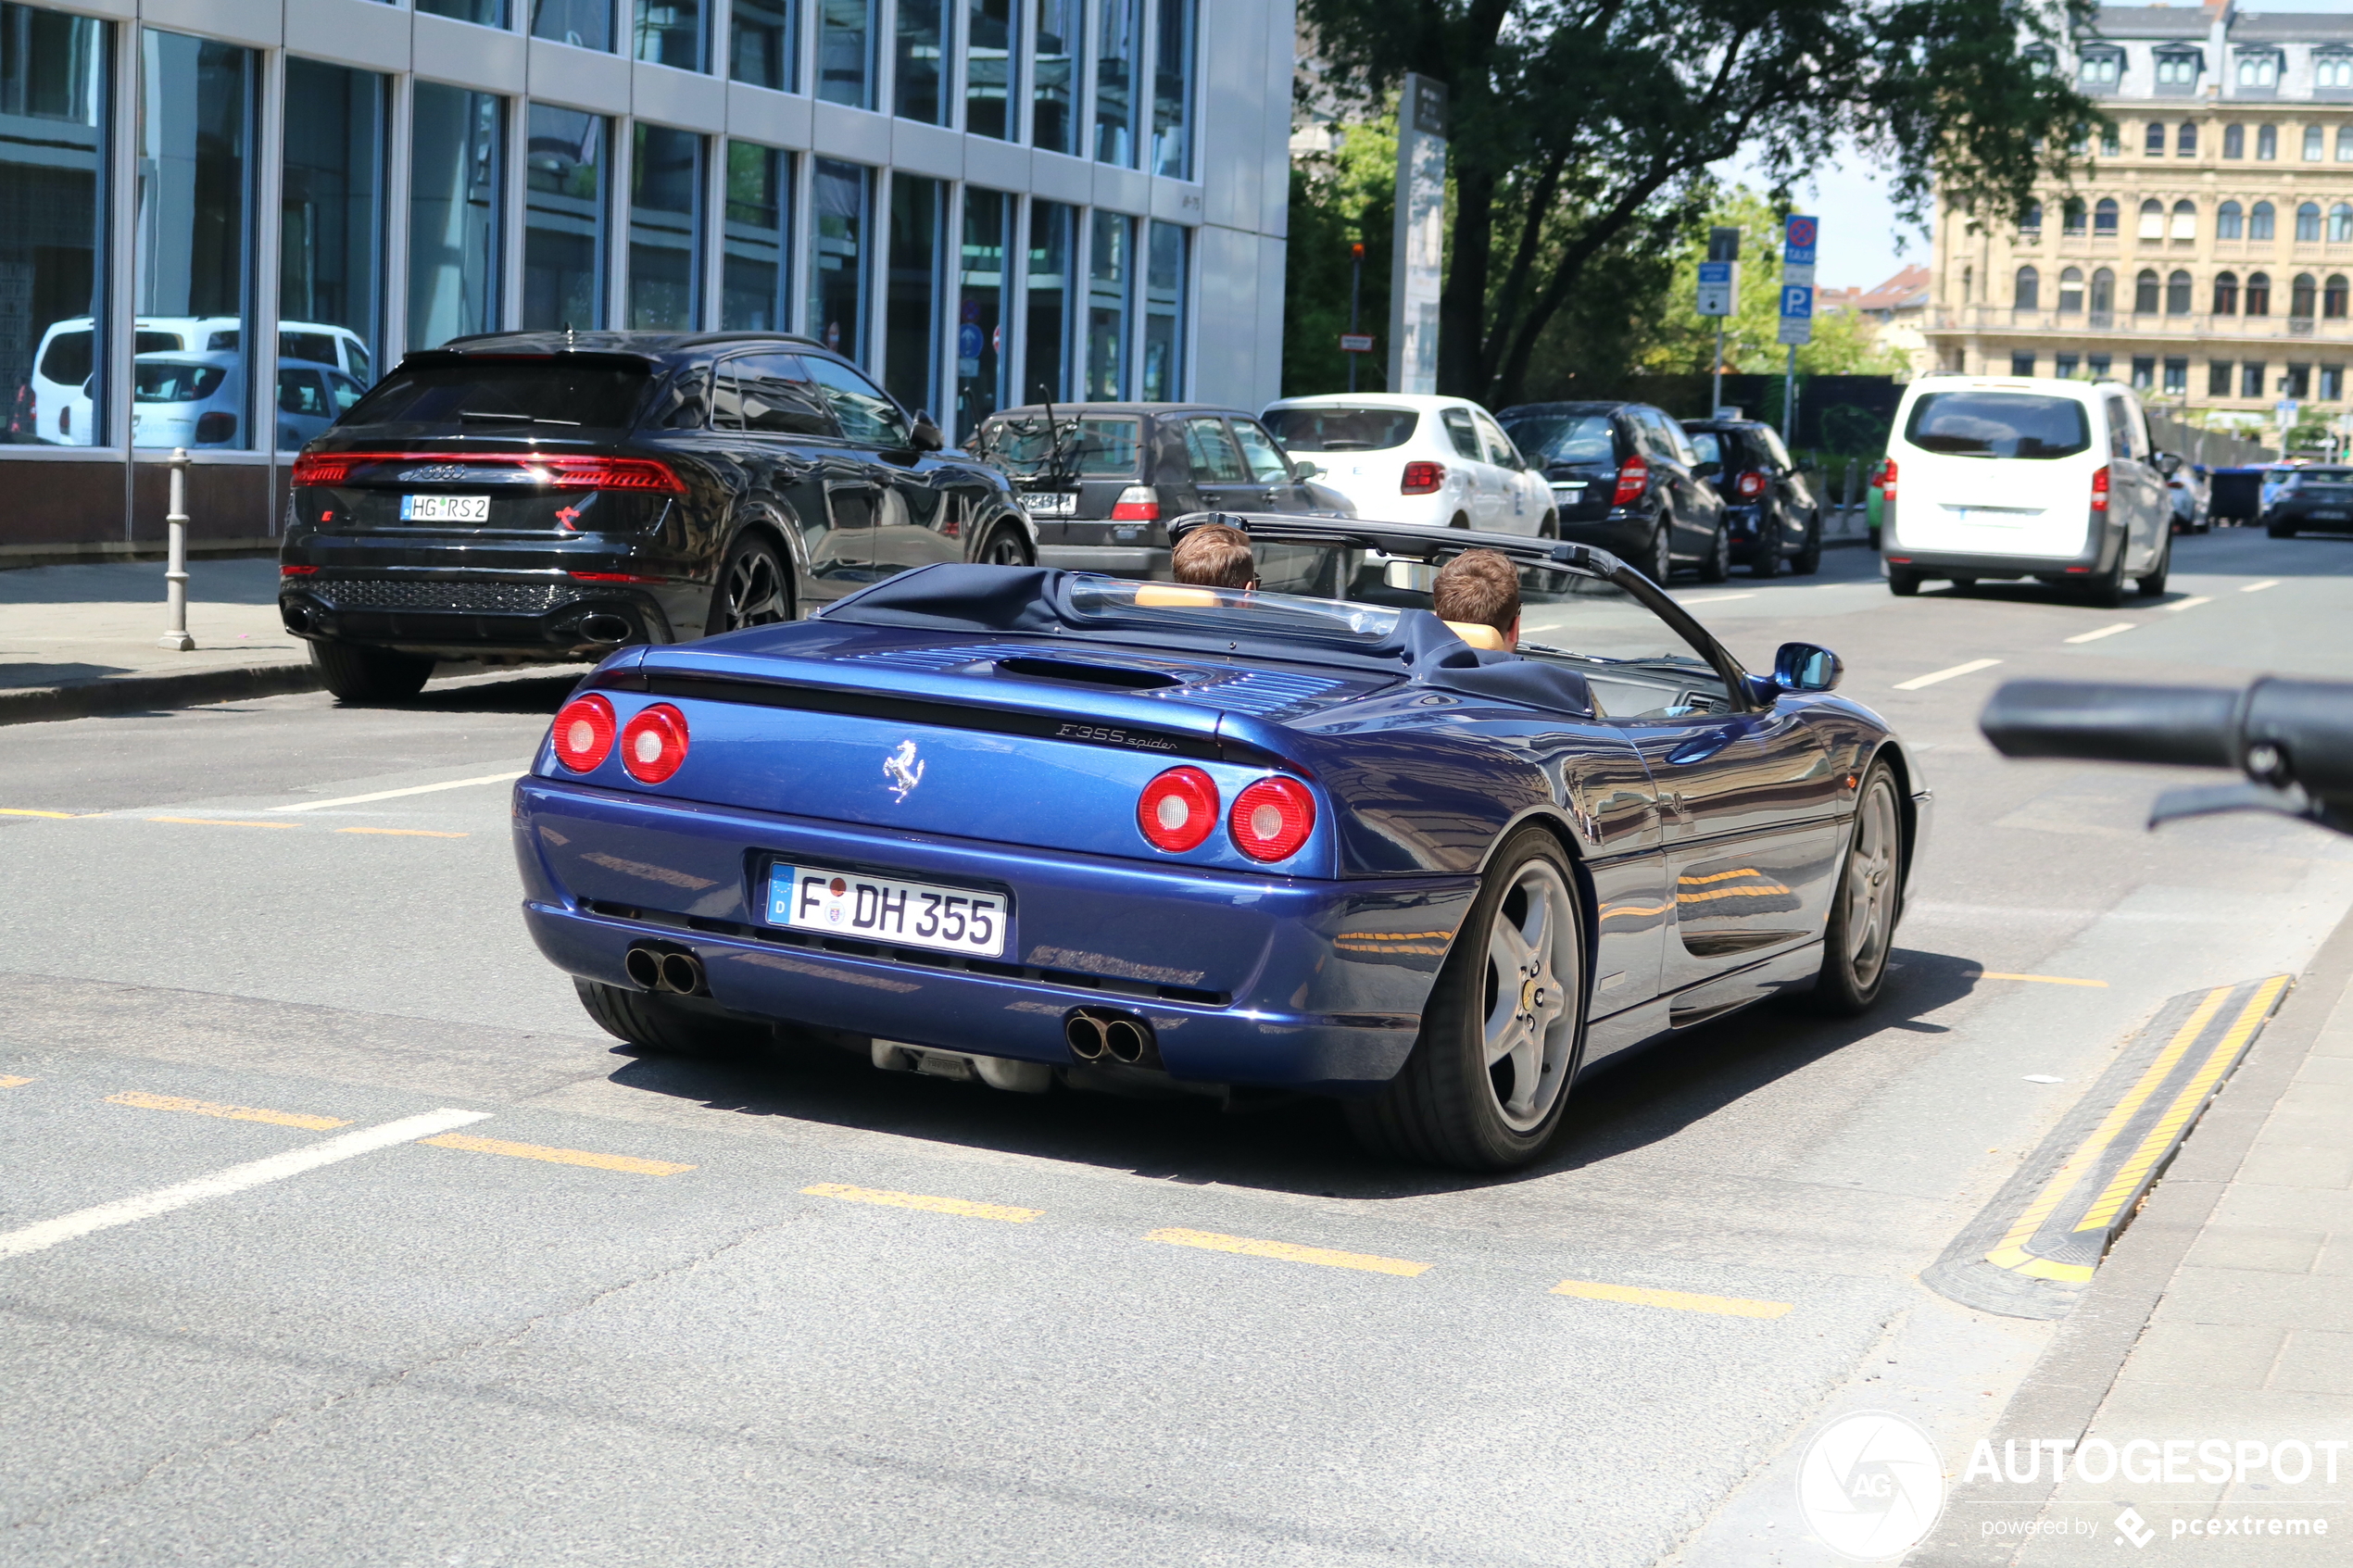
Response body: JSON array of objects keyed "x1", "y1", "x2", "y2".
[
  {"x1": 1169, "y1": 522, "x2": 1259, "y2": 590},
  {"x1": 1430, "y1": 548, "x2": 1521, "y2": 651}
]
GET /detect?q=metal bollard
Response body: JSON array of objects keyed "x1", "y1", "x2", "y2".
[{"x1": 158, "y1": 447, "x2": 194, "y2": 651}]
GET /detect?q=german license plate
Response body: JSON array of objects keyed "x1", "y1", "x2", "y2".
[
  {"x1": 2310, "y1": 509, "x2": 2347, "y2": 521},
  {"x1": 1022, "y1": 491, "x2": 1076, "y2": 518},
  {"x1": 400, "y1": 494, "x2": 491, "y2": 522},
  {"x1": 766, "y1": 866, "x2": 1008, "y2": 958}
]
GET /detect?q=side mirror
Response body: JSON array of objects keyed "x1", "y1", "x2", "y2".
[
  {"x1": 1694, "y1": 459, "x2": 1722, "y2": 479},
  {"x1": 1773, "y1": 641, "x2": 1843, "y2": 694},
  {"x1": 1292, "y1": 459, "x2": 1324, "y2": 481},
  {"x1": 910, "y1": 411, "x2": 945, "y2": 452},
  {"x1": 2154, "y1": 450, "x2": 2183, "y2": 477}
]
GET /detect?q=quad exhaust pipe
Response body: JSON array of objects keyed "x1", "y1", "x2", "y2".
[
  {"x1": 1063, "y1": 1007, "x2": 1160, "y2": 1068},
  {"x1": 625, "y1": 943, "x2": 707, "y2": 997}
]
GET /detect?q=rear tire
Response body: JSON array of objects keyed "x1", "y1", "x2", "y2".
[
  {"x1": 2084, "y1": 543, "x2": 2129, "y2": 609},
  {"x1": 1792, "y1": 512, "x2": 1823, "y2": 575},
  {"x1": 2268, "y1": 519, "x2": 2298, "y2": 539},
  {"x1": 976, "y1": 522, "x2": 1034, "y2": 566},
  {"x1": 708, "y1": 532, "x2": 794, "y2": 636},
  {"x1": 309, "y1": 639, "x2": 433, "y2": 703},
  {"x1": 1344, "y1": 828, "x2": 1587, "y2": 1172},
  {"x1": 2135, "y1": 533, "x2": 2171, "y2": 597},
  {"x1": 1698, "y1": 523, "x2": 1732, "y2": 583},
  {"x1": 1887, "y1": 568, "x2": 1921, "y2": 596},
  {"x1": 575, "y1": 979, "x2": 772, "y2": 1059},
  {"x1": 1749, "y1": 520, "x2": 1782, "y2": 578},
  {"x1": 1812, "y1": 762, "x2": 1904, "y2": 1015}
]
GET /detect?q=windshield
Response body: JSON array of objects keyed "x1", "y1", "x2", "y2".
[
  {"x1": 132, "y1": 362, "x2": 227, "y2": 403},
  {"x1": 1068, "y1": 578, "x2": 1404, "y2": 645},
  {"x1": 1903, "y1": 391, "x2": 2090, "y2": 458},
  {"x1": 340, "y1": 361, "x2": 652, "y2": 431},
  {"x1": 974, "y1": 415, "x2": 1141, "y2": 477},
  {"x1": 1502, "y1": 412, "x2": 1616, "y2": 463},
  {"x1": 1261, "y1": 405, "x2": 1419, "y2": 452},
  {"x1": 2288, "y1": 468, "x2": 2353, "y2": 485}
]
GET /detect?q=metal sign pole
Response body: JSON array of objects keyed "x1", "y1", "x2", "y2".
[
  {"x1": 158, "y1": 448, "x2": 194, "y2": 652},
  {"x1": 1713, "y1": 320, "x2": 1725, "y2": 419}
]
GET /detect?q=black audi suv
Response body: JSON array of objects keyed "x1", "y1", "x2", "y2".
[
  {"x1": 1496, "y1": 400, "x2": 1729, "y2": 582},
  {"x1": 279, "y1": 332, "x2": 1031, "y2": 700}
]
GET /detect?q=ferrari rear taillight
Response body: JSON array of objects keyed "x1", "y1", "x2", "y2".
[
  {"x1": 550, "y1": 695, "x2": 616, "y2": 772},
  {"x1": 620, "y1": 703, "x2": 690, "y2": 784},
  {"x1": 1112, "y1": 485, "x2": 1161, "y2": 521},
  {"x1": 2091, "y1": 464, "x2": 2111, "y2": 513},
  {"x1": 1611, "y1": 454, "x2": 1648, "y2": 507},
  {"x1": 1227, "y1": 777, "x2": 1316, "y2": 862},
  {"x1": 286, "y1": 451, "x2": 686, "y2": 494},
  {"x1": 1401, "y1": 461, "x2": 1445, "y2": 495},
  {"x1": 1878, "y1": 458, "x2": 1897, "y2": 499},
  {"x1": 1735, "y1": 470, "x2": 1768, "y2": 499},
  {"x1": 1138, "y1": 767, "x2": 1219, "y2": 853}
]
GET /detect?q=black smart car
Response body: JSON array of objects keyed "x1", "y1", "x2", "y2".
[
  {"x1": 279, "y1": 332, "x2": 1031, "y2": 700},
  {"x1": 2264, "y1": 465, "x2": 2353, "y2": 537},
  {"x1": 1495, "y1": 401, "x2": 1729, "y2": 582},
  {"x1": 1680, "y1": 418, "x2": 1823, "y2": 577},
  {"x1": 968, "y1": 402, "x2": 1354, "y2": 578}
]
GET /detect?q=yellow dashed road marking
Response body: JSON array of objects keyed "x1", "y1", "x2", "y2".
[
  {"x1": 0, "y1": 808, "x2": 79, "y2": 819},
  {"x1": 0, "y1": 1075, "x2": 33, "y2": 1087},
  {"x1": 1551, "y1": 1278, "x2": 1793, "y2": 1319},
  {"x1": 107, "y1": 1090, "x2": 351, "y2": 1131},
  {"x1": 420, "y1": 1132, "x2": 695, "y2": 1175},
  {"x1": 334, "y1": 827, "x2": 471, "y2": 838},
  {"x1": 1973, "y1": 972, "x2": 2109, "y2": 988},
  {"x1": 802, "y1": 1182, "x2": 1039, "y2": 1222},
  {"x1": 1145, "y1": 1226, "x2": 1430, "y2": 1276},
  {"x1": 145, "y1": 817, "x2": 299, "y2": 830}
]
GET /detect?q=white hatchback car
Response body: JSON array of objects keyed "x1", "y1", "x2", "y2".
[
  {"x1": 27, "y1": 316, "x2": 371, "y2": 445},
  {"x1": 1882, "y1": 375, "x2": 2175, "y2": 607},
  {"x1": 1260, "y1": 394, "x2": 1555, "y2": 534}
]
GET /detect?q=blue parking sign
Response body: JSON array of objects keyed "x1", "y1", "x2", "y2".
[{"x1": 1780, "y1": 284, "x2": 1813, "y2": 319}]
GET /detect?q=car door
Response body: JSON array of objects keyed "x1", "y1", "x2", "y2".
[
  {"x1": 1229, "y1": 415, "x2": 1316, "y2": 513},
  {"x1": 1437, "y1": 406, "x2": 1504, "y2": 526},
  {"x1": 713, "y1": 351, "x2": 867, "y2": 600},
  {"x1": 802, "y1": 353, "x2": 959, "y2": 580},
  {"x1": 2102, "y1": 390, "x2": 2164, "y2": 569},
  {"x1": 1472, "y1": 409, "x2": 1536, "y2": 533},
  {"x1": 276, "y1": 367, "x2": 333, "y2": 448},
  {"x1": 1751, "y1": 424, "x2": 1814, "y2": 555},
  {"x1": 1638, "y1": 408, "x2": 1718, "y2": 557},
  {"x1": 1181, "y1": 415, "x2": 1256, "y2": 513}
]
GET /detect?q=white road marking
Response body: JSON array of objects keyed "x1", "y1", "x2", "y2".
[
  {"x1": 1675, "y1": 593, "x2": 1755, "y2": 606},
  {"x1": 0, "y1": 1108, "x2": 490, "y2": 1261},
  {"x1": 271, "y1": 771, "x2": 523, "y2": 813},
  {"x1": 2063, "y1": 622, "x2": 2138, "y2": 645},
  {"x1": 2242, "y1": 579, "x2": 2282, "y2": 594},
  {"x1": 2161, "y1": 596, "x2": 2213, "y2": 612},
  {"x1": 1893, "y1": 658, "x2": 2002, "y2": 691}
]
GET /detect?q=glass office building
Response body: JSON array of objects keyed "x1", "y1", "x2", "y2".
[{"x1": 0, "y1": 0, "x2": 1290, "y2": 556}]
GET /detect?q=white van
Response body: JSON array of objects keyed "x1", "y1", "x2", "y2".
[
  {"x1": 26, "y1": 317, "x2": 371, "y2": 445},
  {"x1": 1881, "y1": 375, "x2": 2175, "y2": 606}
]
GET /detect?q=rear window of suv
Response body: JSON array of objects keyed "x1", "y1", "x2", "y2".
[
  {"x1": 339, "y1": 360, "x2": 653, "y2": 431},
  {"x1": 1262, "y1": 405, "x2": 1418, "y2": 452},
  {"x1": 1904, "y1": 391, "x2": 2091, "y2": 459},
  {"x1": 974, "y1": 415, "x2": 1141, "y2": 476},
  {"x1": 1502, "y1": 412, "x2": 1616, "y2": 463}
]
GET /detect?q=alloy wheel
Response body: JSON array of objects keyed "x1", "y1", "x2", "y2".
[
  {"x1": 1650, "y1": 519, "x2": 1673, "y2": 583},
  {"x1": 979, "y1": 528, "x2": 1030, "y2": 566},
  {"x1": 722, "y1": 546, "x2": 790, "y2": 630},
  {"x1": 1839, "y1": 774, "x2": 1900, "y2": 992},
  {"x1": 1477, "y1": 859, "x2": 1578, "y2": 1132}
]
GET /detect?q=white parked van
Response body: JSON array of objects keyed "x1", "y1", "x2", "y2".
[{"x1": 1881, "y1": 375, "x2": 2175, "y2": 607}]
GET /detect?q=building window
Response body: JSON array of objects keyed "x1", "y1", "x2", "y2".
[
  {"x1": 955, "y1": 186, "x2": 1011, "y2": 436},
  {"x1": 2163, "y1": 357, "x2": 2187, "y2": 395},
  {"x1": 136, "y1": 31, "x2": 256, "y2": 449},
  {"x1": 2324, "y1": 364, "x2": 2345, "y2": 400},
  {"x1": 2137, "y1": 197, "x2": 2163, "y2": 240},
  {"x1": 1092, "y1": 0, "x2": 1141, "y2": 166},
  {"x1": 2242, "y1": 360, "x2": 2265, "y2": 396},
  {"x1": 820, "y1": 0, "x2": 874, "y2": 107},
  {"x1": 1151, "y1": 0, "x2": 1194, "y2": 178},
  {"x1": 2020, "y1": 200, "x2": 2043, "y2": 239},
  {"x1": 2239, "y1": 50, "x2": 2281, "y2": 90},
  {"x1": 2133, "y1": 268, "x2": 2160, "y2": 313},
  {"x1": 1033, "y1": 0, "x2": 1082, "y2": 155},
  {"x1": 895, "y1": 0, "x2": 949, "y2": 123},
  {"x1": 2259, "y1": 124, "x2": 2278, "y2": 159},
  {"x1": 2063, "y1": 197, "x2": 2086, "y2": 235},
  {"x1": 533, "y1": 0, "x2": 612, "y2": 49},
  {"x1": 2331, "y1": 273, "x2": 2351, "y2": 319},
  {"x1": 2057, "y1": 352, "x2": 2081, "y2": 378},
  {"x1": 2322, "y1": 51, "x2": 2353, "y2": 89},
  {"x1": 2306, "y1": 125, "x2": 2324, "y2": 161},
  {"x1": 2015, "y1": 265, "x2": 2040, "y2": 308},
  {"x1": 1084, "y1": 211, "x2": 1131, "y2": 395},
  {"x1": 279, "y1": 59, "x2": 384, "y2": 400},
  {"x1": 635, "y1": 0, "x2": 705, "y2": 70},
  {"x1": 4, "y1": 4, "x2": 110, "y2": 448},
  {"x1": 2167, "y1": 269, "x2": 2192, "y2": 313},
  {"x1": 721, "y1": 141, "x2": 792, "y2": 331},
  {"x1": 2334, "y1": 203, "x2": 2353, "y2": 243},
  {"x1": 2087, "y1": 354, "x2": 2111, "y2": 379},
  {"x1": 2130, "y1": 356, "x2": 2154, "y2": 390},
  {"x1": 731, "y1": 0, "x2": 796, "y2": 91},
  {"x1": 419, "y1": 0, "x2": 509, "y2": 24},
  {"x1": 1025, "y1": 199, "x2": 1075, "y2": 401},
  {"x1": 2090, "y1": 267, "x2": 2115, "y2": 316},
  {"x1": 630, "y1": 125, "x2": 702, "y2": 328},
  {"x1": 2009, "y1": 352, "x2": 2036, "y2": 376},
  {"x1": 965, "y1": 0, "x2": 1015, "y2": 138},
  {"x1": 2293, "y1": 271, "x2": 2318, "y2": 320},
  {"x1": 2178, "y1": 122, "x2": 2197, "y2": 156},
  {"x1": 2299, "y1": 201, "x2": 2322, "y2": 242},
  {"x1": 2225, "y1": 123, "x2": 2245, "y2": 158},
  {"x1": 2287, "y1": 362, "x2": 2310, "y2": 398},
  {"x1": 2144, "y1": 121, "x2": 2165, "y2": 157},
  {"x1": 2208, "y1": 359, "x2": 2233, "y2": 395},
  {"x1": 2219, "y1": 200, "x2": 2243, "y2": 239},
  {"x1": 2156, "y1": 52, "x2": 2199, "y2": 90},
  {"x1": 2057, "y1": 266, "x2": 2084, "y2": 311},
  {"x1": 811, "y1": 158, "x2": 871, "y2": 358},
  {"x1": 2095, "y1": 197, "x2": 2119, "y2": 235},
  {"x1": 522, "y1": 105, "x2": 608, "y2": 331},
  {"x1": 408, "y1": 83, "x2": 503, "y2": 351},
  {"x1": 2252, "y1": 200, "x2": 2276, "y2": 239},
  {"x1": 2102, "y1": 123, "x2": 2121, "y2": 157},
  {"x1": 884, "y1": 174, "x2": 942, "y2": 412},
  {"x1": 2247, "y1": 270, "x2": 2272, "y2": 314},
  {"x1": 2215, "y1": 270, "x2": 2240, "y2": 312},
  {"x1": 2171, "y1": 199, "x2": 2196, "y2": 239},
  {"x1": 2081, "y1": 50, "x2": 2120, "y2": 87},
  {"x1": 1141, "y1": 220, "x2": 1185, "y2": 400}
]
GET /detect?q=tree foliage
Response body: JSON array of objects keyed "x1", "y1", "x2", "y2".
[
  {"x1": 1284, "y1": 118, "x2": 1398, "y2": 396},
  {"x1": 1294, "y1": 0, "x2": 2098, "y2": 405}
]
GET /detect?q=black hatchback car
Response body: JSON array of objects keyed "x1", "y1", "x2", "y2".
[
  {"x1": 279, "y1": 332, "x2": 1031, "y2": 700},
  {"x1": 967, "y1": 402, "x2": 1353, "y2": 577},
  {"x1": 1680, "y1": 418, "x2": 1823, "y2": 576},
  {"x1": 1495, "y1": 401, "x2": 1729, "y2": 582},
  {"x1": 2264, "y1": 465, "x2": 2353, "y2": 536}
]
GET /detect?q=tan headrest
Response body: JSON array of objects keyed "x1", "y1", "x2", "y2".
[
  {"x1": 1135, "y1": 585, "x2": 1223, "y2": 607},
  {"x1": 1443, "y1": 620, "x2": 1509, "y2": 650}
]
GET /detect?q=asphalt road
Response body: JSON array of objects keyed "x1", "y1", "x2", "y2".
[{"x1": 6, "y1": 529, "x2": 2353, "y2": 1567}]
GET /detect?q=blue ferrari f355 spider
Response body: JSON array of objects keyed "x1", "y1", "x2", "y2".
[{"x1": 512, "y1": 515, "x2": 1930, "y2": 1170}]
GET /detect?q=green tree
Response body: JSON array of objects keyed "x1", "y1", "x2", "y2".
[
  {"x1": 1294, "y1": 0, "x2": 2097, "y2": 405},
  {"x1": 1641, "y1": 191, "x2": 1910, "y2": 377},
  {"x1": 1284, "y1": 118, "x2": 1398, "y2": 396}
]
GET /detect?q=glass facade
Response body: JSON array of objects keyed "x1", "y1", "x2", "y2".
[
  {"x1": 635, "y1": 0, "x2": 704, "y2": 70},
  {"x1": 811, "y1": 158, "x2": 872, "y2": 358},
  {"x1": 1151, "y1": 0, "x2": 1191, "y2": 177},
  {"x1": 965, "y1": 0, "x2": 1015, "y2": 138},
  {"x1": 137, "y1": 31, "x2": 254, "y2": 448},
  {"x1": 522, "y1": 105, "x2": 608, "y2": 331},
  {"x1": 2, "y1": 4, "x2": 107, "y2": 446},
  {"x1": 281, "y1": 59, "x2": 384, "y2": 390},
  {"x1": 1092, "y1": 0, "x2": 1140, "y2": 166},
  {"x1": 1033, "y1": 0, "x2": 1080, "y2": 154},
  {"x1": 885, "y1": 174, "x2": 942, "y2": 414},
  {"x1": 408, "y1": 82, "x2": 504, "y2": 351},
  {"x1": 819, "y1": 0, "x2": 873, "y2": 107},
  {"x1": 419, "y1": 0, "x2": 509, "y2": 25},
  {"x1": 896, "y1": 0, "x2": 948, "y2": 122},
  {"x1": 1026, "y1": 198, "x2": 1073, "y2": 402},
  {"x1": 731, "y1": 0, "x2": 795, "y2": 91},
  {"x1": 722, "y1": 141, "x2": 792, "y2": 331},
  {"x1": 1085, "y1": 210, "x2": 1129, "y2": 396},
  {"x1": 532, "y1": 0, "x2": 612, "y2": 50},
  {"x1": 1140, "y1": 220, "x2": 1183, "y2": 400},
  {"x1": 955, "y1": 188, "x2": 1011, "y2": 437},
  {"x1": 630, "y1": 124, "x2": 703, "y2": 328}
]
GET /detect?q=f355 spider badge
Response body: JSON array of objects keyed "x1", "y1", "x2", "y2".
[{"x1": 884, "y1": 740, "x2": 925, "y2": 802}]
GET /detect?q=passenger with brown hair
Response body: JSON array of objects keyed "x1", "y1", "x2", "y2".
[
  {"x1": 1430, "y1": 548, "x2": 1521, "y2": 651},
  {"x1": 1169, "y1": 522, "x2": 1259, "y2": 590}
]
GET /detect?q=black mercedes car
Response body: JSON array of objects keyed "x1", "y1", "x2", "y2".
[
  {"x1": 278, "y1": 332, "x2": 1032, "y2": 700},
  {"x1": 967, "y1": 402, "x2": 1354, "y2": 578},
  {"x1": 2264, "y1": 465, "x2": 2353, "y2": 537},
  {"x1": 1496, "y1": 400, "x2": 1729, "y2": 583},
  {"x1": 1680, "y1": 417, "x2": 1823, "y2": 577}
]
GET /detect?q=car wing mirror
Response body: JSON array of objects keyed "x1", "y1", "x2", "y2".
[
  {"x1": 910, "y1": 411, "x2": 946, "y2": 452},
  {"x1": 1773, "y1": 641, "x2": 1843, "y2": 694},
  {"x1": 1292, "y1": 459, "x2": 1324, "y2": 481},
  {"x1": 2154, "y1": 450, "x2": 2183, "y2": 477}
]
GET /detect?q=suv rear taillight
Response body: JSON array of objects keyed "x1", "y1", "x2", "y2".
[
  {"x1": 550, "y1": 695, "x2": 616, "y2": 772},
  {"x1": 1138, "y1": 767, "x2": 1218, "y2": 852},
  {"x1": 620, "y1": 703, "x2": 690, "y2": 784},
  {"x1": 2091, "y1": 465, "x2": 2110, "y2": 513},
  {"x1": 1878, "y1": 458, "x2": 1896, "y2": 499},
  {"x1": 1401, "y1": 461, "x2": 1445, "y2": 495},
  {"x1": 1227, "y1": 777, "x2": 1316, "y2": 862},
  {"x1": 288, "y1": 451, "x2": 686, "y2": 494},
  {"x1": 1735, "y1": 470, "x2": 1768, "y2": 499},
  {"x1": 1112, "y1": 485, "x2": 1160, "y2": 521},
  {"x1": 1611, "y1": 454, "x2": 1648, "y2": 507}
]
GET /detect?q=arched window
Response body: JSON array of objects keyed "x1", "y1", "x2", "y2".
[
  {"x1": 2135, "y1": 268, "x2": 2162, "y2": 312},
  {"x1": 2248, "y1": 270, "x2": 2273, "y2": 315},
  {"x1": 2058, "y1": 267, "x2": 2085, "y2": 312},
  {"x1": 2225, "y1": 123, "x2": 2246, "y2": 158},
  {"x1": 2167, "y1": 270, "x2": 2193, "y2": 312},
  {"x1": 2095, "y1": 197, "x2": 2120, "y2": 234},
  {"x1": 2333, "y1": 203, "x2": 2353, "y2": 242},
  {"x1": 2219, "y1": 200, "x2": 2245, "y2": 239},
  {"x1": 2021, "y1": 200, "x2": 2044, "y2": 237},
  {"x1": 2214, "y1": 270, "x2": 2240, "y2": 313},
  {"x1": 2091, "y1": 268, "x2": 2117, "y2": 314},
  {"x1": 2145, "y1": 122, "x2": 2167, "y2": 156},
  {"x1": 2252, "y1": 201, "x2": 2277, "y2": 240},
  {"x1": 2323, "y1": 51, "x2": 2353, "y2": 89},
  {"x1": 2294, "y1": 272, "x2": 2319, "y2": 317},
  {"x1": 2172, "y1": 199, "x2": 2197, "y2": 238},
  {"x1": 2064, "y1": 197, "x2": 2087, "y2": 234},
  {"x1": 2016, "y1": 266, "x2": 2041, "y2": 309},
  {"x1": 2179, "y1": 122, "x2": 2199, "y2": 156},
  {"x1": 2139, "y1": 198, "x2": 2166, "y2": 238},
  {"x1": 2300, "y1": 201, "x2": 2323, "y2": 242},
  {"x1": 2329, "y1": 275, "x2": 2350, "y2": 319}
]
